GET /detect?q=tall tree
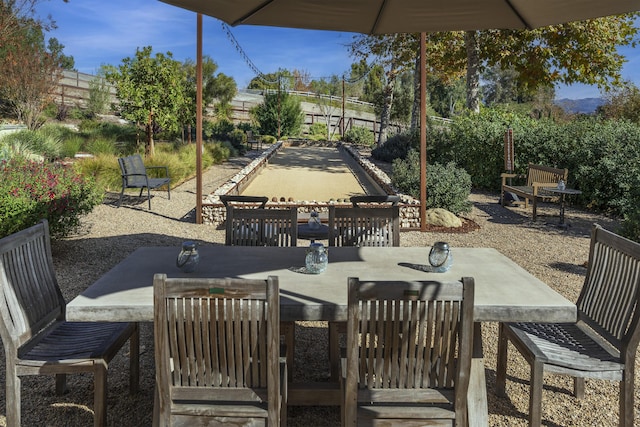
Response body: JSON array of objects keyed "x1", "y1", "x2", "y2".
[
  {"x1": 350, "y1": 33, "x2": 415, "y2": 146},
  {"x1": 180, "y1": 56, "x2": 237, "y2": 142},
  {"x1": 251, "y1": 91, "x2": 304, "y2": 138},
  {"x1": 598, "y1": 81, "x2": 640, "y2": 122},
  {"x1": 103, "y1": 46, "x2": 186, "y2": 156},
  {"x1": 46, "y1": 36, "x2": 74, "y2": 70},
  {"x1": 0, "y1": 0, "x2": 71, "y2": 129}
]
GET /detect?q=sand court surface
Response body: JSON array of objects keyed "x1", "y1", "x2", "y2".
[{"x1": 241, "y1": 145, "x2": 384, "y2": 201}]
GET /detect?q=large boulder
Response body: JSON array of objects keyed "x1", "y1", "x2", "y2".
[{"x1": 426, "y1": 208, "x2": 462, "y2": 228}]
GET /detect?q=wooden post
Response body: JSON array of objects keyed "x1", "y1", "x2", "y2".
[
  {"x1": 420, "y1": 32, "x2": 427, "y2": 232},
  {"x1": 195, "y1": 14, "x2": 203, "y2": 224}
]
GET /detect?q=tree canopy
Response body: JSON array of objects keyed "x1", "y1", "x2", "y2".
[
  {"x1": 0, "y1": 0, "x2": 72, "y2": 129},
  {"x1": 104, "y1": 46, "x2": 186, "y2": 156},
  {"x1": 348, "y1": 14, "x2": 639, "y2": 115}
]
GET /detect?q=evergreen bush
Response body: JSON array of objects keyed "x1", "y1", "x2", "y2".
[
  {"x1": 392, "y1": 149, "x2": 472, "y2": 215},
  {"x1": 343, "y1": 126, "x2": 374, "y2": 146}
]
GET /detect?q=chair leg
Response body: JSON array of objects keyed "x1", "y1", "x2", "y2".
[
  {"x1": 129, "y1": 323, "x2": 140, "y2": 393},
  {"x1": 328, "y1": 321, "x2": 343, "y2": 382},
  {"x1": 94, "y1": 364, "x2": 108, "y2": 427},
  {"x1": 532, "y1": 199, "x2": 538, "y2": 221},
  {"x1": 495, "y1": 323, "x2": 509, "y2": 397},
  {"x1": 6, "y1": 368, "x2": 21, "y2": 427},
  {"x1": 620, "y1": 371, "x2": 635, "y2": 427},
  {"x1": 281, "y1": 321, "x2": 295, "y2": 380},
  {"x1": 56, "y1": 373, "x2": 68, "y2": 395},
  {"x1": 146, "y1": 187, "x2": 152, "y2": 210},
  {"x1": 528, "y1": 360, "x2": 544, "y2": 427},
  {"x1": 117, "y1": 187, "x2": 126, "y2": 208},
  {"x1": 573, "y1": 377, "x2": 585, "y2": 399}
]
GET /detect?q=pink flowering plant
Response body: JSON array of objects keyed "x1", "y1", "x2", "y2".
[{"x1": 0, "y1": 158, "x2": 103, "y2": 239}]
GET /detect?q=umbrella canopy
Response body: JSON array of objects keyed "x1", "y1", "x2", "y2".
[
  {"x1": 159, "y1": 0, "x2": 639, "y2": 228},
  {"x1": 160, "y1": 0, "x2": 639, "y2": 33}
]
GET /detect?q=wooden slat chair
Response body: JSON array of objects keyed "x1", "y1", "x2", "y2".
[
  {"x1": 496, "y1": 224, "x2": 640, "y2": 427},
  {"x1": 153, "y1": 274, "x2": 286, "y2": 426},
  {"x1": 328, "y1": 206, "x2": 400, "y2": 248},
  {"x1": 118, "y1": 154, "x2": 171, "y2": 209},
  {"x1": 224, "y1": 201, "x2": 297, "y2": 380},
  {"x1": 0, "y1": 220, "x2": 139, "y2": 427},
  {"x1": 220, "y1": 194, "x2": 268, "y2": 209},
  {"x1": 225, "y1": 207, "x2": 298, "y2": 247},
  {"x1": 349, "y1": 195, "x2": 400, "y2": 207},
  {"x1": 341, "y1": 277, "x2": 475, "y2": 426},
  {"x1": 328, "y1": 205, "x2": 400, "y2": 381}
]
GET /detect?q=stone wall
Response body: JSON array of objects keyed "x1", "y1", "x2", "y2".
[{"x1": 201, "y1": 142, "x2": 423, "y2": 229}]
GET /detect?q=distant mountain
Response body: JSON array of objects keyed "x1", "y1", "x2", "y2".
[{"x1": 554, "y1": 97, "x2": 604, "y2": 114}]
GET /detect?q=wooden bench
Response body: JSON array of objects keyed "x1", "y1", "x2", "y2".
[
  {"x1": 500, "y1": 163, "x2": 568, "y2": 220},
  {"x1": 117, "y1": 154, "x2": 170, "y2": 209},
  {"x1": 0, "y1": 220, "x2": 139, "y2": 426}
]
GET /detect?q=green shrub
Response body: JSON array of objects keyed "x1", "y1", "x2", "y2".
[
  {"x1": 0, "y1": 129, "x2": 63, "y2": 160},
  {"x1": 308, "y1": 123, "x2": 327, "y2": 140},
  {"x1": 344, "y1": 126, "x2": 374, "y2": 146},
  {"x1": 261, "y1": 135, "x2": 277, "y2": 145},
  {"x1": 85, "y1": 138, "x2": 116, "y2": 155},
  {"x1": 205, "y1": 119, "x2": 235, "y2": 140},
  {"x1": 61, "y1": 135, "x2": 84, "y2": 158},
  {"x1": 372, "y1": 130, "x2": 418, "y2": 162},
  {"x1": 207, "y1": 141, "x2": 234, "y2": 163},
  {"x1": 392, "y1": 149, "x2": 472, "y2": 215},
  {"x1": 0, "y1": 158, "x2": 103, "y2": 239},
  {"x1": 228, "y1": 128, "x2": 246, "y2": 152}
]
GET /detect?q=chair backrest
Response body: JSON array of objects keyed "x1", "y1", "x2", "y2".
[
  {"x1": 344, "y1": 277, "x2": 475, "y2": 425},
  {"x1": 226, "y1": 207, "x2": 298, "y2": 246},
  {"x1": 577, "y1": 224, "x2": 640, "y2": 360},
  {"x1": 350, "y1": 195, "x2": 400, "y2": 207},
  {"x1": 220, "y1": 195, "x2": 268, "y2": 208},
  {"x1": 118, "y1": 154, "x2": 148, "y2": 187},
  {"x1": 526, "y1": 163, "x2": 568, "y2": 186},
  {"x1": 0, "y1": 220, "x2": 65, "y2": 355},
  {"x1": 153, "y1": 274, "x2": 281, "y2": 424},
  {"x1": 328, "y1": 206, "x2": 400, "y2": 247}
]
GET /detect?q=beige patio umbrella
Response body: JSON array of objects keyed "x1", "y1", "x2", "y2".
[{"x1": 160, "y1": 0, "x2": 640, "y2": 225}]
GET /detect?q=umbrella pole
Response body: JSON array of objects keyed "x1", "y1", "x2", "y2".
[
  {"x1": 196, "y1": 13, "x2": 203, "y2": 224},
  {"x1": 420, "y1": 32, "x2": 427, "y2": 232}
]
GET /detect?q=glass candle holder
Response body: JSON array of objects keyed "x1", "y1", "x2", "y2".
[
  {"x1": 305, "y1": 242, "x2": 328, "y2": 274},
  {"x1": 177, "y1": 241, "x2": 199, "y2": 273},
  {"x1": 428, "y1": 241, "x2": 452, "y2": 273}
]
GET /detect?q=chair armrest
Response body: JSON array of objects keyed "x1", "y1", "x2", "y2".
[
  {"x1": 531, "y1": 182, "x2": 557, "y2": 195},
  {"x1": 501, "y1": 173, "x2": 519, "y2": 186}
]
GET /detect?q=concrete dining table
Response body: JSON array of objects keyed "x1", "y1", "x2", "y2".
[{"x1": 66, "y1": 245, "x2": 576, "y2": 427}]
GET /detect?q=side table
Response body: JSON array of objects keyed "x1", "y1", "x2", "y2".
[{"x1": 544, "y1": 187, "x2": 582, "y2": 228}]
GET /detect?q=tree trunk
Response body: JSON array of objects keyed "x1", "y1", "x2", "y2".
[
  {"x1": 377, "y1": 73, "x2": 396, "y2": 147},
  {"x1": 465, "y1": 30, "x2": 481, "y2": 113},
  {"x1": 145, "y1": 110, "x2": 155, "y2": 157},
  {"x1": 410, "y1": 53, "x2": 421, "y2": 131}
]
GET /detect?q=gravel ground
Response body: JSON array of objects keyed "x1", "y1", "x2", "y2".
[{"x1": 1, "y1": 150, "x2": 636, "y2": 427}]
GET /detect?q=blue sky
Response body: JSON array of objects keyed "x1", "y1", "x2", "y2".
[{"x1": 37, "y1": 0, "x2": 639, "y2": 100}]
